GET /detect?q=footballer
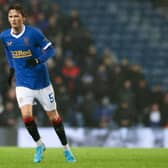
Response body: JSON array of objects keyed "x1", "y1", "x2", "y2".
[{"x1": 0, "y1": 4, "x2": 76, "y2": 163}]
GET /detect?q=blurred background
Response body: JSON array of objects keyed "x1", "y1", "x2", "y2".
[{"x1": 1, "y1": 0, "x2": 168, "y2": 147}]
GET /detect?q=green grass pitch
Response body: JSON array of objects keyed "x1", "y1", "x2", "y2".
[{"x1": 0, "y1": 147, "x2": 168, "y2": 168}]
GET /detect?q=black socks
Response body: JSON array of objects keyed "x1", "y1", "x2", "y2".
[
  {"x1": 23, "y1": 116, "x2": 40, "y2": 142},
  {"x1": 52, "y1": 117, "x2": 67, "y2": 145}
]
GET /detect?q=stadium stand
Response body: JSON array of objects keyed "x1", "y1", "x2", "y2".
[
  {"x1": 56, "y1": 0, "x2": 168, "y2": 89},
  {"x1": 1, "y1": 0, "x2": 168, "y2": 128}
]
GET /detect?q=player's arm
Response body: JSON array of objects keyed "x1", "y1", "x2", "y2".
[
  {"x1": 26, "y1": 28, "x2": 56, "y2": 67},
  {"x1": 26, "y1": 45, "x2": 56, "y2": 67}
]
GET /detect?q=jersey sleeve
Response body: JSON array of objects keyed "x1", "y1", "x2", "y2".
[
  {"x1": 38, "y1": 45, "x2": 56, "y2": 63},
  {"x1": 32, "y1": 27, "x2": 55, "y2": 63},
  {"x1": 33, "y1": 28, "x2": 52, "y2": 50}
]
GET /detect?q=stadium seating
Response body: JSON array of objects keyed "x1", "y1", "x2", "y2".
[{"x1": 56, "y1": 0, "x2": 168, "y2": 89}]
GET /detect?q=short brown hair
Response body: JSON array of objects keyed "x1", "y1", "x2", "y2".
[{"x1": 8, "y1": 4, "x2": 26, "y2": 16}]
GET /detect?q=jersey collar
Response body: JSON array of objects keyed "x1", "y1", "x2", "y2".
[{"x1": 10, "y1": 24, "x2": 26, "y2": 39}]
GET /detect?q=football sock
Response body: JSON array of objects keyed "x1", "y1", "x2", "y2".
[
  {"x1": 23, "y1": 116, "x2": 40, "y2": 142},
  {"x1": 64, "y1": 144, "x2": 70, "y2": 150},
  {"x1": 52, "y1": 116, "x2": 67, "y2": 146},
  {"x1": 36, "y1": 138, "x2": 44, "y2": 146}
]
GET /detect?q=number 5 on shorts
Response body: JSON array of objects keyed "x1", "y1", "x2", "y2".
[{"x1": 48, "y1": 93, "x2": 54, "y2": 103}]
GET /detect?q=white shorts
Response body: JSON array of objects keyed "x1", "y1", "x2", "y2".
[{"x1": 16, "y1": 84, "x2": 57, "y2": 111}]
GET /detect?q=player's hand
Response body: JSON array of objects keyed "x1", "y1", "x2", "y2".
[
  {"x1": 26, "y1": 58, "x2": 40, "y2": 67},
  {"x1": 8, "y1": 68, "x2": 15, "y2": 86}
]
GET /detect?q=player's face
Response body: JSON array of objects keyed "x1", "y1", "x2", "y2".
[{"x1": 8, "y1": 9, "x2": 25, "y2": 30}]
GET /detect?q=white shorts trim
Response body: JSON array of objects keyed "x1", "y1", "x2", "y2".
[{"x1": 16, "y1": 84, "x2": 57, "y2": 111}]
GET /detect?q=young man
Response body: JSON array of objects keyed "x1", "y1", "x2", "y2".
[{"x1": 0, "y1": 4, "x2": 76, "y2": 163}]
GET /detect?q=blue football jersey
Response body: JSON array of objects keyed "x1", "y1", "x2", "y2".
[{"x1": 0, "y1": 25, "x2": 53, "y2": 89}]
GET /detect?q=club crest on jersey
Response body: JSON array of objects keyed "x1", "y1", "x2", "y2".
[
  {"x1": 24, "y1": 37, "x2": 29, "y2": 46},
  {"x1": 7, "y1": 41, "x2": 12, "y2": 46}
]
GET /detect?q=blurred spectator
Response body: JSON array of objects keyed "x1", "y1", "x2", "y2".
[
  {"x1": 93, "y1": 97, "x2": 117, "y2": 128},
  {"x1": 53, "y1": 75, "x2": 71, "y2": 119},
  {"x1": 64, "y1": 17, "x2": 93, "y2": 60},
  {"x1": 118, "y1": 80, "x2": 136, "y2": 110},
  {"x1": 108, "y1": 64, "x2": 125, "y2": 103},
  {"x1": 62, "y1": 34, "x2": 73, "y2": 57},
  {"x1": 135, "y1": 79, "x2": 152, "y2": 122},
  {"x1": 101, "y1": 48, "x2": 118, "y2": 71},
  {"x1": 50, "y1": 3, "x2": 70, "y2": 34},
  {"x1": 5, "y1": 87, "x2": 16, "y2": 102},
  {"x1": 0, "y1": 93, "x2": 4, "y2": 114},
  {"x1": 128, "y1": 64, "x2": 145, "y2": 91},
  {"x1": 47, "y1": 58, "x2": 57, "y2": 81},
  {"x1": 81, "y1": 45, "x2": 99, "y2": 74},
  {"x1": 120, "y1": 58, "x2": 131, "y2": 79},
  {"x1": 35, "y1": 12, "x2": 48, "y2": 33},
  {"x1": 68, "y1": 9, "x2": 81, "y2": 28},
  {"x1": 61, "y1": 57, "x2": 80, "y2": 99},
  {"x1": 27, "y1": 0, "x2": 41, "y2": 21},
  {"x1": 160, "y1": 92, "x2": 168, "y2": 127},
  {"x1": 151, "y1": 84, "x2": 163, "y2": 106},
  {"x1": 48, "y1": 2, "x2": 69, "y2": 43},
  {"x1": 47, "y1": 14, "x2": 62, "y2": 44},
  {"x1": 79, "y1": 92, "x2": 98, "y2": 127},
  {"x1": 143, "y1": 103, "x2": 161, "y2": 128},
  {"x1": 93, "y1": 64, "x2": 110, "y2": 102},
  {"x1": 0, "y1": 101, "x2": 18, "y2": 127},
  {"x1": 149, "y1": 103, "x2": 161, "y2": 128},
  {"x1": 114, "y1": 101, "x2": 135, "y2": 127},
  {"x1": 0, "y1": 0, "x2": 7, "y2": 5},
  {"x1": 79, "y1": 71, "x2": 95, "y2": 95}
]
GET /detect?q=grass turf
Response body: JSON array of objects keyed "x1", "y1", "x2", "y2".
[{"x1": 0, "y1": 147, "x2": 168, "y2": 168}]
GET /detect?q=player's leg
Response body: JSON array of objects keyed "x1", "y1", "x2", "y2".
[
  {"x1": 16, "y1": 87, "x2": 45, "y2": 163},
  {"x1": 37, "y1": 84, "x2": 76, "y2": 162},
  {"x1": 20, "y1": 104, "x2": 40, "y2": 142},
  {"x1": 47, "y1": 110, "x2": 76, "y2": 162},
  {"x1": 20, "y1": 104, "x2": 46, "y2": 163}
]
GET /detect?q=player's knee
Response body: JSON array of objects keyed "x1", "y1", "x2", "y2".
[
  {"x1": 47, "y1": 110, "x2": 59, "y2": 121},
  {"x1": 48, "y1": 115, "x2": 61, "y2": 125},
  {"x1": 22, "y1": 116, "x2": 34, "y2": 124},
  {"x1": 21, "y1": 112, "x2": 32, "y2": 119}
]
